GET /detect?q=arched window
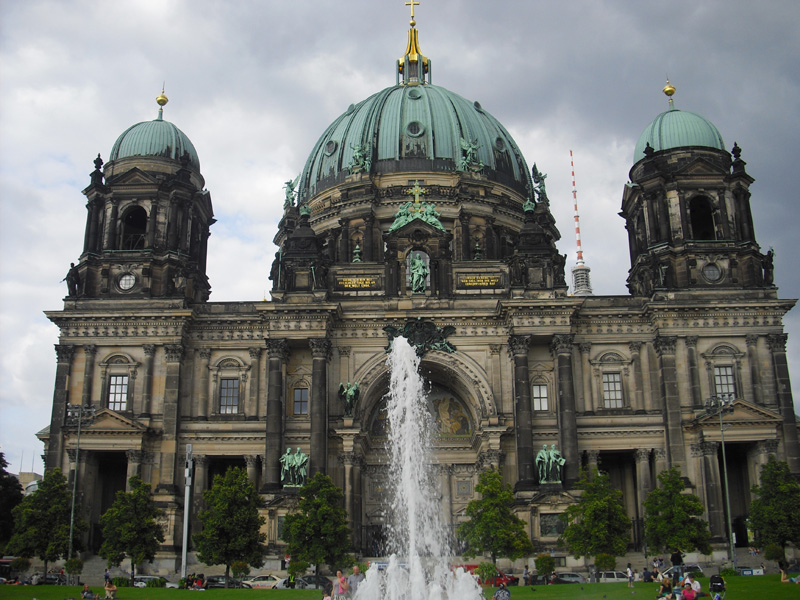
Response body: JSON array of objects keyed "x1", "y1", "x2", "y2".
[
  {"x1": 120, "y1": 206, "x2": 148, "y2": 250},
  {"x1": 689, "y1": 196, "x2": 715, "y2": 241}
]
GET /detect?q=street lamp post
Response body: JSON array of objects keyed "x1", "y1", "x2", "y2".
[
  {"x1": 66, "y1": 404, "x2": 96, "y2": 563},
  {"x1": 704, "y1": 394, "x2": 736, "y2": 570}
]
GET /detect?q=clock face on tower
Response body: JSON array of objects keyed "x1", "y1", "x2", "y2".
[
  {"x1": 702, "y1": 263, "x2": 722, "y2": 282},
  {"x1": 118, "y1": 272, "x2": 136, "y2": 291}
]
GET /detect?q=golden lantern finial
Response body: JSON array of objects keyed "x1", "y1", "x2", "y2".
[
  {"x1": 663, "y1": 78, "x2": 676, "y2": 109},
  {"x1": 156, "y1": 85, "x2": 168, "y2": 121}
]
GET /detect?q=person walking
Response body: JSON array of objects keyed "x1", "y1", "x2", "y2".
[
  {"x1": 627, "y1": 563, "x2": 634, "y2": 588},
  {"x1": 347, "y1": 566, "x2": 364, "y2": 598}
]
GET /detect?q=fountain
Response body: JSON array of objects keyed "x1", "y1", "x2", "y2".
[{"x1": 355, "y1": 337, "x2": 483, "y2": 600}]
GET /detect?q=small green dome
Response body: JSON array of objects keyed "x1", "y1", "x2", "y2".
[
  {"x1": 109, "y1": 113, "x2": 200, "y2": 172},
  {"x1": 300, "y1": 84, "x2": 533, "y2": 200},
  {"x1": 633, "y1": 107, "x2": 725, "y2": 163}
]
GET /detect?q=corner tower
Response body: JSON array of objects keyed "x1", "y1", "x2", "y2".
[
  {"x1": 74, "y1": 92, "x2": 214, "y2": 304},
  {"x1": 621, "y1": 83, "x2": 766, "y2": 296}
]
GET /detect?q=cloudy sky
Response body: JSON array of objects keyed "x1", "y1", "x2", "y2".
[{"x1": 1, "y1": 0, "x2": 799, "y2": 475}]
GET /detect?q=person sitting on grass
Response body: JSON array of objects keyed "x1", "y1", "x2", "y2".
[
  {"x1": 781, "y1": 568, "x2": 800, "y2": 583},
  {"x1": 81, "y1": 584, "x2": 97, "y2": 599},
  {"x1": 656, "y1": 578, "x2": 674, "y2": 599},
  {"x1": 104, "y1": 580, "x2": 117, "y2": 600},
  {"x1": 493, "y1": 582, "x2": 511, "y2": 600}
]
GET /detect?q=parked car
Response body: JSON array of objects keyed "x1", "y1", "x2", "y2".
[
  {"x1": 204, "y1": 575, "x2": 251, "y2": 589},
  {"x1": 133, "y1": 575, "x2": 179, "y2": 588},
  {"x1": 553, "y1": 572, "x2": 586, "y2": 584},
  {"x1": 242, "y1": 574, "x2": 280, "y2": 588},
  {"x1": 40, "y1": 573, "x2": 67, "y2": 585},
  {"x1": 597, "y1": 570, "x2": 628, "y2": 583},
  {"x1": 272, "y1": 577, "x2": 293, "y2": 589},
  {"x1": 296, "y1": 575, "x2": 334, "y2": 593},
  {"x1": 662, "y1": 564, "x2": 704, "y2": 579},
  {"x1": 482, "y1": 570, "x2": 519, "y2": 587}
]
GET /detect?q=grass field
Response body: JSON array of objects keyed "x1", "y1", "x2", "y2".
[{"x1": 0, "y1": 576, "x2": 796, "y2": 600}]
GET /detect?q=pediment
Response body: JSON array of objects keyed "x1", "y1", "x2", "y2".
[
  {"x1": 106, "y1": 167, "x2": 159, "y2": 186},
  {"x1": 690, "y1": 399, "x2": 782, "y2": 429},
  {"x1": 674, "y1": 156, "x2": 728, "y2": 177},
  {"x1": 386, "y1": 216, "x2": 449, "y2": 239},
  {"x1": 69, "y1": 408, "x2": 149, "y2": 436},
  {"x1": 530, "y1": 490, "x2": 578, "y2": 506}
]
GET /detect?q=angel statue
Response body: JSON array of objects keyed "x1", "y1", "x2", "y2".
[
  {"x1": 458, "y1": 137, "x2": 484, "y2": 172},
  {"x1": 532, "y1": 163, "x2": 548, "y2": 204},
  {"x1": 338, "y1": 381, "x2": 360, "y2": 417},
  {"x1": 284, "y1": 174, "x2": 300, "y2": 208}
]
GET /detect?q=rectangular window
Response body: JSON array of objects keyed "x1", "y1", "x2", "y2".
[
  {"x1": 532, "y1": 384, "x2": 548, "y2": 411},
  {"x1": 602, "y1": 373, "x2": 623, "y2": 408},
  {"x1": 293, "y1": 388, "x2": 309, "y2": 415},
  {"x1": 108, "y1": 375, "x2": 128, "y2": 411},
  {"x1": 714, "y1": 366, "x2": 736, "y2": 397},
  {"x1": 219, "y1": 378, "x2": 239, "y2": 414}
]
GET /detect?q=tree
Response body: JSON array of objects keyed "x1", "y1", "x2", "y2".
[
  {"x1": 559, "y1": 469, "x2": 630, "y2": 560},
  {"x1": 6, "y1": 468, "x2": 86, "y2": 572},
  {"x1": 457, "y1": 469, "x2": 533, "y2": 564},
  {"x1": 98, "y1": 475, "x2": 165, "y2": 584},
  {"x1": 643, "y1": 467, "x2": 711, "y2": 554},
  {"x1": 748, "y1": 456, "x2": 800, "y2": 560},
  {"x1": 281, "y1": 472, "x2": 352, "y2": 585},
  {"x1": 0, "y1": 452, "x2": 23, "y2": 553},
  {"x1": 194, "y1": 467, "x2": 265, "y2": 585}
]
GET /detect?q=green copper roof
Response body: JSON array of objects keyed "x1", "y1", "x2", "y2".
[
  {"x1": 109, "y1": 111, "x2": 200, "y2": 172},
  {"x1": 299, "y1": 84, "x2": 534, "y2": 200},
  {"x1": 634, "y1": 107, "x2": 725, "y2": 163}
]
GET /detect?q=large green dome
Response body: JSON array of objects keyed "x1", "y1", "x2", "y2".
[
  {"x1": 109, "y1": 112, "x2": 200, "y2": 172},
  {"x1": 633, "y1": 107, "x2": 725, "y2": 163},
  {"x1": 299, "y1": 83, "x2": 533, "y2": 201}
]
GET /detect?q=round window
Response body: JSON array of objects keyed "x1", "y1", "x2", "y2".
[
  {"x1": 702, "y1": 263, "x2": 722, "y2": 282},
  {"x1": 407, "y1": 88, "x2": 422, "y2": 100},
  {"x1": 324, "y1": 140, "x2": 338, "y2": 156},
  {"x1": 118, "y1": 273, "x2": 136, "y2": 291},
  {"x1": 406, "y1": 121, "x2": 424, "y2": 137}
]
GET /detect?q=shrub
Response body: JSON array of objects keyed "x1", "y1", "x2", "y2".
[
  {"x1": 720, "y1": 567, "x2": 736, "y2": 578},
  {"x1": 534, "y1": 553, "x2": 555, "y2": 575},
  {"x1": 146, "y1": 577, "x2": 166, "y2": 588},
  {"x1": 9, "y1": 556, "x2": 30, "y2": 574},
  {"x1": 763, "y1": 542, "x2": 785, "y2": 563},
  {"x1": 112, "y1": 576, "x2": 131, "y2": 587},
  {"x1": 476, "y1": 562, "x2": 497, "y2": 585},
  {"x1": 65, "y1": 558, "x2": 83, "y2": 576},
  {"x1": 595, "y1": 553, "x2": 616, "y2": 571},
  {"x1": 231, "y1": 560, "x2": 250, "y2": 579}
]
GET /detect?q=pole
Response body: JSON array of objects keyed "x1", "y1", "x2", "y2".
[
  {"x1": 181, "y1": 444, "x2": 193, "y2": 580},
  {"x1": 67, "y1": 406, "x2": 83, "y2": 563},
  {"x1": 719, "y1": 404, "x2": 737, "y2": 570}
]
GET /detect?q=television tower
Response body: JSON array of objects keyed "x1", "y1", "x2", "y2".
[{"x1": 570, "y1": 150, "x2": 593, "y2": 295}]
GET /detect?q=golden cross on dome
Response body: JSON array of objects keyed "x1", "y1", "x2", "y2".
[
  {"x1": 407, "y1": 180, "x2": 428, "y2": 211},
  {"x1": 405, "y1": 0, "x2": 419, "y2": 24}
]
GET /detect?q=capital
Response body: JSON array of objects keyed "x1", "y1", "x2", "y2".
[
  {"x1": 309, "y1": 338, "x2": 332, "y2": 360},
  {"x1": 164, "y1": 344, "x2": 185, "y2": 363},
  {"x1": 551, "y1": 334, "x2": 575, "y2": 356},
  {"x1": 266, "y1": 338, "x2": 290, "y2": 360},
  {"x1": 508, "y1": 335, "x2": 530, "y2": 356}
]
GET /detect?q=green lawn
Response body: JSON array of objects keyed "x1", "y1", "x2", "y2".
[{"x1": 0, "y1": 576, "x2": 796, "y2": 600}]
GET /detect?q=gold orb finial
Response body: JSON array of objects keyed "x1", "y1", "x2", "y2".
[
  {"x1": 663, "y1": 79, "x2": 676, "y2": 98},
  {"x1": 156, "y1": 88, "x2": 169, "y2": 107}
]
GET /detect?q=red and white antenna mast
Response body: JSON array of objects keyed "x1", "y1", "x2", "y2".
[{"x1": 570, "y1": 150, "x2": 593, "y2": 295}]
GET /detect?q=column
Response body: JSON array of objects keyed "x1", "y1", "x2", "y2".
[
  {"x1": 340, "y1": 452, "x2": 356, "y2": 535},
  {"x1": 634, "y1": 448, "x2": 653, "y2": 512},
  {"x1": 767, "y1": 334, "x2": 800, "y2": 474},
  {"x1": 140, "y1": 345, "x2": 155, "y2": 416},
  {"x1": 745, "y1": 335, "x2": 763, "y2": 405},
  {"x1": 248, "y1": 347, "x2": 262, "y2": 418},
  {"x1": 693, "y1": 441, "x2": 725, "y2": 539},
  {"x1": 126, "y1": 449, "x2": 143, "y2": 488},
  {"x1": 103, "y1": 198, "x2": 118, "y2": 250},
  {"x1": 244, "y1": 455, "x2": 259, "y2": 485},
  {"x1": 196, "y1": 348, "x2": 211, "y2": 419},
  {"x1": 629, "y1": 342, "x2": 645, "y2": 411},
  {"x1": 586, "y1": 449, "x2": 600, "y2": 476},
  {"x1": 157, "y1": 344, "x2": 184, "y2": 494},
  {"x1": 309, "y1": 338, "x2": 331, "y2": 477},
  {"x1": 754, "y1": 439, "x2": 779, "y2": 471},
  {"x1": 654, "y1": 335, "x2": 686, "y2": 468},
  {"x1": 364, "y1": 214, "x2": 374, "y2": 261},
  {"x1": 264, "y1": 339, "x2": 288, "y2": 490},
  {"x1": 459, "y1": 213, "x2": 471, "y2": 260},
  {"x1": 653, "y1": 448, "x2": 668, "y2": 477},
  {"x1": 81, "y1": 345, "x2": 97, "y2": 407},
  {"x1": 441, "y1": 465, "x2": 453, "y2": 530},
  {"x1": 509, "y1": 335, "x2": 534, "y2": 487},
  {"x1": 552, "y1": 334, "x2": 579, "y2": 482},
  {"x1": 579, "y1": 343, "x2": 593, "y2": 413},
  {"x1": 46, "y1": 345, "x2": 75, "y2": 470},
  {"x1": 167, "y1": 197, "x2": 179, "y2": 250},
  {"x1": 685, "y1": 336, "x2": 702, "y2": 408},
  {"x1": 146, "y1": 201, "x2": 158, "y2": 248},
  {"x1": 339, "y1": 219, "x2": 350, "y2": 262},
  {"x1": 192, "y1": 455, "x2": 208, "y2": 534}
]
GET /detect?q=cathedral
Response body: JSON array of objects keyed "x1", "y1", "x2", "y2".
[{"x1": 41, "y1": 10, "x2": 800, "y2": 570}]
